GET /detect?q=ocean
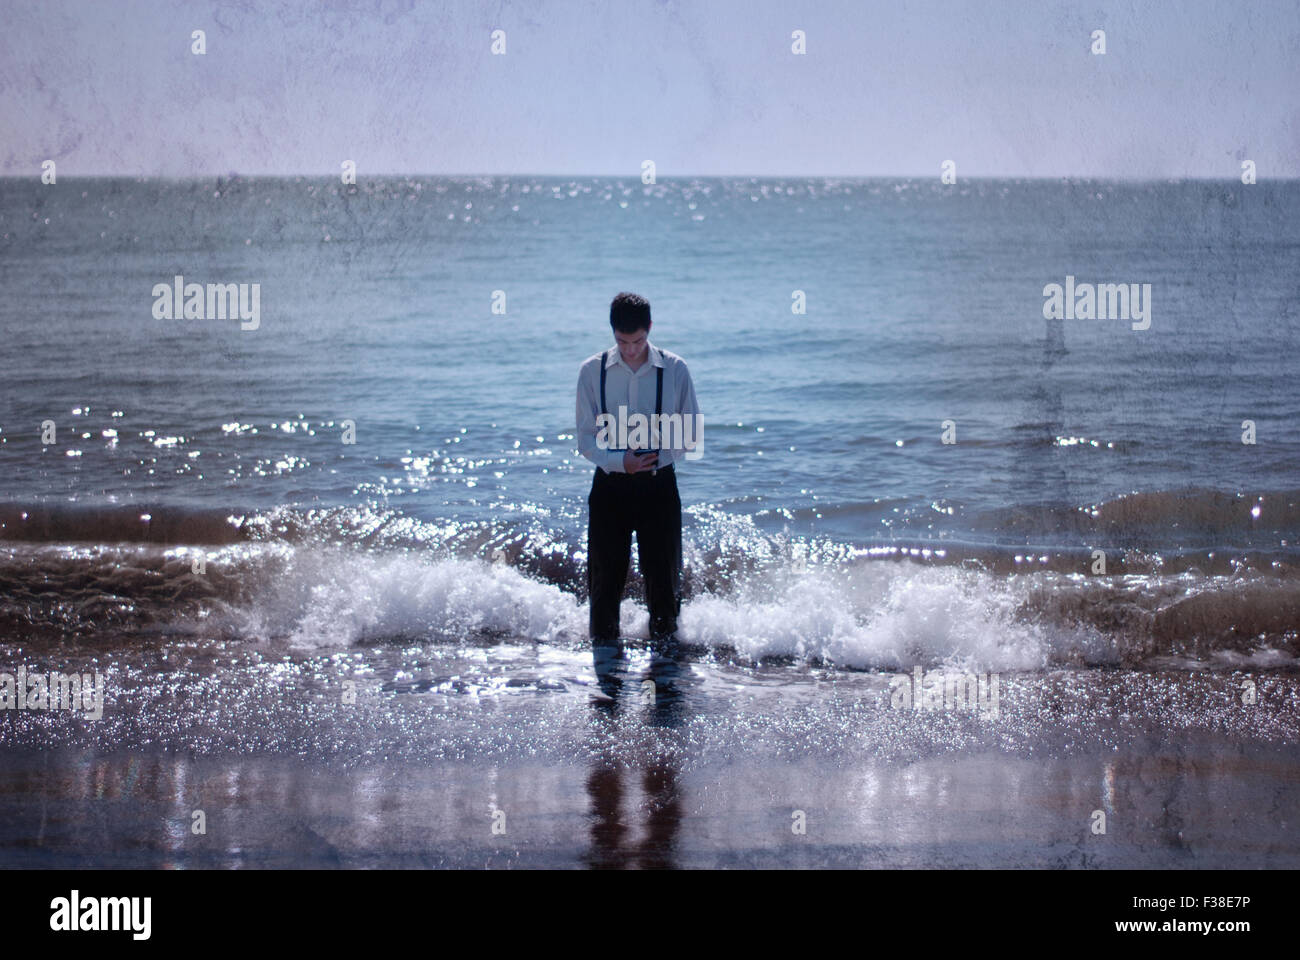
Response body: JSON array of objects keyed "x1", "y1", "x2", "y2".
[{"x1": 2, "y1": 175, "x2": 1298, "y2": 868}]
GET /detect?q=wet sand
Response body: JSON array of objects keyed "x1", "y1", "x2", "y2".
[
  {"x1": 2, "y1": 637, "x2": 1299, "y2": 868},
  {"x1": 5, "y1": 743, "x2": 1300, "y2": 869}
]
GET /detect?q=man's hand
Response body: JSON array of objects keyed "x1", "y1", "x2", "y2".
[{"x1": 623, "y1": 451, "x2": 659, "y2": 474}]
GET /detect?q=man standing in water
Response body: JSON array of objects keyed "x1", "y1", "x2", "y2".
[{"x1": 576, "y1": 292, "x2": 701, "y2": 650}]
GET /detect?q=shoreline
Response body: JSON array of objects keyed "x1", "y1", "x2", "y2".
[
  {"x1": 4, "y1": 737, "x2": 1298, "y2": 869},
  {"x1": 3, "y1": 641, "x2": 1298, "y2": 868}
]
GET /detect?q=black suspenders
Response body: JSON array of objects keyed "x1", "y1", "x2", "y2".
[
  {"x1": 656, "y1": 354, "x2": 663, "y2": 420},
  {"x1": 600, "y1": 349, "x2": 608, "y2": 416},
  {"x1": 600, "y1": 348, "x2": 665, "y2": 465}
]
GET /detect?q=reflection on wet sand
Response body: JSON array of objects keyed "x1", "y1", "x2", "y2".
[
  {"x1": 3, "y1": 649, "x2": 1300, "y2": 868},
  {"x1": 585, "y1": 643, "x2": 685, "y2": 869}
]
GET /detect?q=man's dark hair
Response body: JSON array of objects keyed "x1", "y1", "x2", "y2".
[{"x1": 609, "y1": 292, "x2": 651, "y2": 333}]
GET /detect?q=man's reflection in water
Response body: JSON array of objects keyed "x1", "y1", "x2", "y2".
[{"x1": 584, "y1": 640, "x2": 686, "y2": 869}]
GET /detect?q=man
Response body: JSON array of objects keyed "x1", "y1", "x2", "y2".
[{"x1": 576, "y1": 292, "x2": 701, "y2": 649}]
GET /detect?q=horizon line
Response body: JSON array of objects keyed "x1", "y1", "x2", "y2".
[{"x1": 2, "y1": 172, "x2": 1293, "y2": 182}]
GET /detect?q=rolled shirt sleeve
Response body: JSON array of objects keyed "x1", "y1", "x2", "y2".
[
  {"x1": 660, "y1": 356, "x2": 702, "y2": 465},
  {"x1": 577, "y1": 360, "x2": 625, "y2": 473},
  {"x1": 666, "y1": 358, "x2": 701, "y2": 465}
]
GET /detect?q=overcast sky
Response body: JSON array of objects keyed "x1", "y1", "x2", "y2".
[{"x1": 2, "y1": 0, "x2": 1296, "y2": 177}]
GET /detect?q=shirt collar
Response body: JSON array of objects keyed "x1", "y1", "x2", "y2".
[{"x1": 607, "y1": 342, "x2": 663, "y2": 370}]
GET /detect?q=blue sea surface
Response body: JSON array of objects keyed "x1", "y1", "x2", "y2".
[{"x1": 0, "y1": 176, "x2": 1297, "y2": 662}]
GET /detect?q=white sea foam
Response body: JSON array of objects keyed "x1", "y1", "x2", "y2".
[
  {"x1": 216, "y1": 547, "x2": 1113, "y2": 670},
  {"x1": 678, "y1": 563, "x2": 1070, "y2": 671},
  {"x1": 218, "y1": 548, "x2": 586, "y2": 648}
]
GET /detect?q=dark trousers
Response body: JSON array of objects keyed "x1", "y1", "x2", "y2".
[{"x1": 587, "y1": 463, "x2": 682, "y2": 643}]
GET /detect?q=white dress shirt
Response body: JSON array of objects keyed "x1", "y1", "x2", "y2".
[{"x1": 576, "y1": 341, "x2": 701, "y2": 473}]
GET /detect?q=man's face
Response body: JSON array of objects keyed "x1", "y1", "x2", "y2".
[{"x1": 614, "y1": 326, "x2": 650, "y2": 364}]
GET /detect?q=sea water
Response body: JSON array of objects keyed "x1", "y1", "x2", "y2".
[{"x1": 2, "y1": 176, "x2": 1298, "y2": 867}]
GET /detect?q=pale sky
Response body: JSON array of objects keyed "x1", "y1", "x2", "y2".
[{"x1": 2, "y1": 0, "x2": 1297, "y2": 177}]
